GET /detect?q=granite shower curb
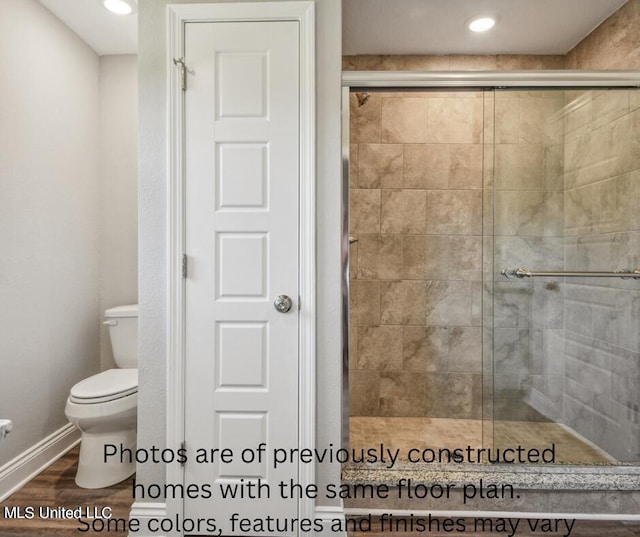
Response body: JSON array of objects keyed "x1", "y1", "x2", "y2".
[{"x1": 342, "y1": 463, "x2": 640, "y2": 490}]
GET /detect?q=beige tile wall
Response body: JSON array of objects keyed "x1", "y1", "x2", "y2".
[
  {"x1": 565, "y1": 0, "x2": 640, "y2": 70},
  {"x1": 348, "y1": 88, "x2": 566, "y2": 421},
  {"x1": 343, "y1": 55, "x2": 566, "y2": 71},
  {"x1": 349, "y1": 91, "x2": 484, "y2": 419}
]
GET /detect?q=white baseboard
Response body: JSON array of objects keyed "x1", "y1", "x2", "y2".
[
  {"x1": 0, "y1": 423, "x2": 80, "y2": 502},
  {"x1": 128, "y1": 502, "x2": 167, "y2": 537},
  {"x1": 316, "y1": 504, "x2": 347, "y2": 537}
]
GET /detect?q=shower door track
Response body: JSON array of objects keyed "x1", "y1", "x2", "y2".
[
  {"x1": 342, "y1": 69, "x2": 640, "y2": 88},
  {"x1": 340, "y1": 70, "x2": 640, "y2": 503}
]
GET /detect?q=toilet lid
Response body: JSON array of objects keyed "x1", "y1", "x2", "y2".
[{"x1": 70, "y1": 369, "x2": 138, "y2": 404}]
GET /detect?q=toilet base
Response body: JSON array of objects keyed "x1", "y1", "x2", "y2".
[{"x1": 75, "y1": 429, "x2": 136, "y2": 489}]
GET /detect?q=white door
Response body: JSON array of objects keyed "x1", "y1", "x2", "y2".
[{"x1": 183, "y1": 19, "x2": 300, "y2": 536}]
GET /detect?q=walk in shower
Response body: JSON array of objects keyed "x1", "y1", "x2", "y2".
[{"x1": 343, "y1": 72, "x2": 640, "y2": 472}]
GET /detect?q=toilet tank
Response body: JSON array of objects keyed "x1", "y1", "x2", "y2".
[{"x1": 104, "y1": 304, "x2": 138, "y2": 369}]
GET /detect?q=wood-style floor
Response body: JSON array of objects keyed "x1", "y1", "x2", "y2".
[
  {"x1": 0, "y1": 447, "x2": 133, "y2": 536},
  {"x1": 1, "y1": 448, "x2": 638, "y2": 536}
]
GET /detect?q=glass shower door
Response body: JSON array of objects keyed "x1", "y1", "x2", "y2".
[{"x1": 490, "y1": 88, "x2": 640, "y2": 465}]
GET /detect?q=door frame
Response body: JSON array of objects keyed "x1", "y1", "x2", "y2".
[{"x1": 167, "y1": 1, "x2": 315, "y2": 526}]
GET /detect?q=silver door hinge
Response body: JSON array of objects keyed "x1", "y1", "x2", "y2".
[
  {"x1": 173, "y1": 57, "x2": 187, "y2": 91},
  {"x1": 182, "y1": 254, "x2": 188, "y2": 279}
]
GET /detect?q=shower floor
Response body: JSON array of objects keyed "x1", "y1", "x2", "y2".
[{"x1": 350, "y1": 417, "x2": 612, "y2": 465}]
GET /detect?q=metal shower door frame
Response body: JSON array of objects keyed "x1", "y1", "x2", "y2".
[{"x1": 340, "y1": 69, "x2": 640, "y2": 469}]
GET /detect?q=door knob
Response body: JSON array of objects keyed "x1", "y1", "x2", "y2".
[{"x1": 274, "y1": 295, "x2": 293, "y2": 313}]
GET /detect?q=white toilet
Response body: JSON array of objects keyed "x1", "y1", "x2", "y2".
[{"x1": 65, "y1": 304, "x2": 138, "y2": 489}]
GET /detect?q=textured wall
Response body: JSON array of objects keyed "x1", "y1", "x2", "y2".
[
  {"x1": 560, "y1": 88, "x2": 640, "y2": 461},
  {"x1": 566, "y1": 0, "x2": 640, "y2": 70},
  {"x1": 348, "y1": 88, "x2": 569, "y2": 422},
  {"x1": 343, "y1": 54, "x2": 566, "y2": 71},
  {"x1": 349, "y1": 91, "x2": 484, "y2": 419},
  {"x1": 345, "y1": 53, "x2": 568, "y2": 420}
]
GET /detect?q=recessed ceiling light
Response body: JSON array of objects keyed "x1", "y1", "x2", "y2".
[
  {"x1": 468, "y1": 16, "x2": 496, "y2": 33},
  {"x1": 103, "y1": 0, "x2": 136, "y2": 15}
]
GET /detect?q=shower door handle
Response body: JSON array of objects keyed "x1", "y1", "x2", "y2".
[
  {"x1": 501, "y1": 267, "x2": 640, "y2": 279},
  {"x1": 274, "y1": 295, "x2": 293, "y2": 313}
]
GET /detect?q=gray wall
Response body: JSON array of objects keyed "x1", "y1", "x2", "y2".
[
  {"x1": 563, "y1": 0, "x2": 640, "y2": 466},
  {"x1": 99, "y1": 55, "x2": 139, "y2": 369},
  {"x1": 137, "y1": 0, "x2": 342, "y2": 502},
  {"x1": 0, "y1": 1, "x2": 139, "y2": 468},
  {"x1": 0, "y1": 0, "x2": 101, "y2": 465},
  {"x1": 561, "y1": 89, "x2": 640, "y2": 462}
]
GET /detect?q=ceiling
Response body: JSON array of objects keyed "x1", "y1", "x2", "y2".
[
  {"x1": 38, "y1": 0, "x2": 628, "y2": 57},
  {"x1": 39, "y1": 0, "x2": 137, "y2": 56},
  {"x1": 343, "y1": 0, "x2": 628, "y2": 56}
]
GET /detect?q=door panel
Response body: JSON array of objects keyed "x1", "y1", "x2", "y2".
[{"x1": 184, "y1": 20, "x2": 300, "y2": 535}]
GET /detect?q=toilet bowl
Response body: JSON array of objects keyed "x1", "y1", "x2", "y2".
[{"x1": 65, "y1": 304, "x2": 138, "y2": 489}]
